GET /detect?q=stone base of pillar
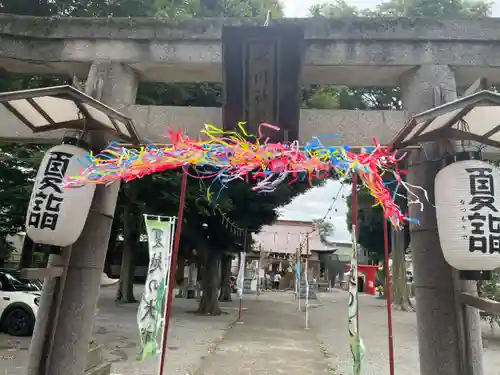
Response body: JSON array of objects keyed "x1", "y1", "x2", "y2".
[
  {"x1": 85, "y1": 363, "x2": 111, "y2": 375},
  {"x1": 86, "y1": 342, "x2": 110, "y2": 375}
]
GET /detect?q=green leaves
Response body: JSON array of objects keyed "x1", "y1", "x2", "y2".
[
  {"x1": 346, "y1": 188, "x2": 386, "y2": 261},
  {"x1": 0, "y1": 142, "x2": 44, "y2": 263},
  {"x1": 478, "y1": 269, "x2": 500, "y2": 325},
  {"x1": 0, "y1": 0, "x2": 157, "y2": 17},
  {"x1": 309, "y1": 0, "x2": 492, "y2": 17},
  {"x1": 313, "y1": 218, "x2": 337, "y2": 247}
]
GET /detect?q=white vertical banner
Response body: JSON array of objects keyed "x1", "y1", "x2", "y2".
[
  {"x1": 348, "y1": 225, "x2": 364, "y2": 374},
  {"x1": 304, "y1": 257, "x2": 309, "y2": 328},
  {"x1": 137, "y1": 215, "x2": 176, "y2": 361},
  {"x1": 237, "y1": 252, "x2": 246, "y2": 297},
  {"x1": 256, "y1": 245, "x2": 263, "y2": 295}
]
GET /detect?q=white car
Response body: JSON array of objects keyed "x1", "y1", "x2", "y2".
[{"x1": 0, "y1": 269, "x2": 41, "y2": 336}]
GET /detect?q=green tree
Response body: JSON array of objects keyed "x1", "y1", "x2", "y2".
[
  {"x1": 137, "y1": 0, "x2": 292, "y2": 314},
  {"x1": 346, "y1": 187, "x2": 386, "y2": 263},
  {"x1": 310, "y1": 0, "x2": 363, "y2": 17},
  {"x1": 301, "y1": 86, "x2": 340, "y2": 109},
  {"x1": 375, "y1": 0, "x2": 491, "y2": 17},
  {"x1": 0, "y1": 0, "x2": 289, "y2": 298},
  {"x1": 310, "y1": 0, "x2": 491, "y2": 17},
  {"x1": 346, "y1": 181, "x2": 412, "y2": 310},
  {"x1": 0, "y1": 143, "x2": 45, "y2": 264},
  {"x1": 0, "y1": 0, "x2": 156, "y2": 17},
  {"x1": 312, "y1": 218, "x2": 336, "y2": 247},
  {"x1": 0, "y1": 0, "x2": 160, "y2": 281},
  {"x1": 0, "y1": 0, "x2": 326, "y2": 315},
  {"x1": 132, "y1": 167, "x2": 322, "y2": 314},
  {"x1": 308, "y1": 0, "x2": 492, "y2": 112},
  {"x1": 115, "y1": 185, "x2": 144, "y2": 302},
  {"x1": 478, "y1": 269, "x2": 500, "y2": 325},
  {"x1": 153, "y1": 0, "x2": 283, "y2": 19},
  {"x1": 316, "y1": 0, "x2": 493, "y2": 309},
  {"x1": 0, "y1": 72, "x2": 64, "y2": 265}
]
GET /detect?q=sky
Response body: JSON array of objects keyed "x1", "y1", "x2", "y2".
[
  {"x1": 278, "y1": 0, "x2": 500, "y2": 241},
  {"x1": 279, "y1": 180, "x2": 351, "y2": 241}
]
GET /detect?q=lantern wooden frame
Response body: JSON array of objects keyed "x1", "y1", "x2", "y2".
[
  {"x1": 391, "y1": 90, "x2": 500, "y2": 149},
  {"x1": 0, "y1": 85, "x2": 139, "y2": 144}
]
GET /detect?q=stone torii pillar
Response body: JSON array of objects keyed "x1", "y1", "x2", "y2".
[
  {"x1": 401, "y1": 65, "x2": 483, "y2": 375},
  {"x1": 26, "y1": 63, "x2": 139, "y2": 375}
]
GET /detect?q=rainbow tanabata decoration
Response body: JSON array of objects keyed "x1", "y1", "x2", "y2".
[{"x1": 65, "y1": 122, "x2": 428, "y2": 229}]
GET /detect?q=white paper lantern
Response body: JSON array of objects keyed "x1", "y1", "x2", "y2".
[
  {"x1": 435, "y1": 159, "x2": 500, "y2": 270},
  {"x1": 25, "y1": 144, "x2": 96, "y2": 247}
]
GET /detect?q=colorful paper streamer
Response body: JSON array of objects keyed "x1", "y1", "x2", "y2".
[{"x1": 65, "y1": 122, "x2": 427, "y2": 229}]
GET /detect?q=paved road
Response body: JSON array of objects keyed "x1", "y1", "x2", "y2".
[
  {"x1": 310, "y1": 289, "x2": 500, "y2": 375},
  {"x1": 196, "y1": 293, "x2": 330, "y2": 375},
  {"x1": 0, "y1": 285, "x2": 237, "y2": 375},
  {"x1": 2, "y1": 287, "x2": 499, "y2": 375}
]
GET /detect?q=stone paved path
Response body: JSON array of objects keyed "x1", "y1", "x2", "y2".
[
  {"x1": 195, "y1": 293, "x2": 331, "y2": 375},
  {"x1": 310, "y1": 289, "x2": 500, "y2": 375}
]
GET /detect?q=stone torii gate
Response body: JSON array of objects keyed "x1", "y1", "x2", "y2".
[{"x1": 0, "y1": 13, "x2": 499, "y2": 375}]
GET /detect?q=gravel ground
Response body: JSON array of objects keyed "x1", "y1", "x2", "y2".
[
  {"x1": 0, "y1": 285, "x2": 237, "y2": 375},
  {"x1": 309, "y1": 289, "x2": 500, "y2": 375}
]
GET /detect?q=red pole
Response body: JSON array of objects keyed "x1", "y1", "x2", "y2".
[
  {"x1": 383, "y1": 215, "x2": 396, "y2": 375},
  {"x1": 158, "y1": 169, "x2": 188, "y2": 375}
]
